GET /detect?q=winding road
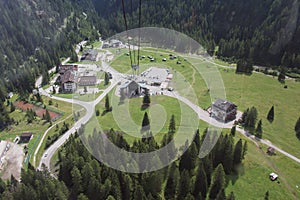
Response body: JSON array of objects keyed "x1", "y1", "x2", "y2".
[{"x1": 37, "y1": 49, "x2": 300, "y2": 172}]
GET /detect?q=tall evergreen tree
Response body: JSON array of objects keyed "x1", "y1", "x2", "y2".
[
  {"x1": 168, "y1": 114, "x2": 176, "y2": 134},
  {"x1": 255, "y1": 119, "x2": 263, "y2": 138},
  {"x1": 178, "y1": 170, "x2": 191, "y2": 200},
  {"x1": 104, "y1": 72, "x2": 110, "y2": 86},
  {"x1": 264, "y1": 191, "x2": 269, "y2": 200},
  {"x1": 192, "y1": 162, "x2": 208, "y2": 199},
  {"x1": 164, "y1": 164, "x2": 180, "y2": 199},
  {"x1": 142, "y1": 89, "x2": 151, "y2": 108},
  {"x1": 45, "y1": 109, "x2": 51, "y2": 122},
  {"x1": 267, "y1": 106, "x2": 274, "y2": 122},
  {"x1": 209, "y1": 164, "x2": 226, "y2": 199},
  {"x1": 105, "y1": 95, "x2": 111, "y2": 112},
  {"x1": 231, "y1": 126, "x2": 236, "y2": 136},
  {"x1": 141, "y1": 112, "x2": 150, "y2": 132},
  {"x1": 295, "y1": 117, "x2": 300, "y2": 139},
  {"x1": 233, "y1": 139, "x2": 243, "y2": 166}
]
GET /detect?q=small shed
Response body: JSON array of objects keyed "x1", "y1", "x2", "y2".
[
  {"x1": 267, "y1": 147, "x2": 276, "y2": 155},
  {"x1": 20, "y1": 132, "x2": 33, "y2": 143},
  {"x1": 269, "y1": 172, "x2": 278, "y2": 181}
]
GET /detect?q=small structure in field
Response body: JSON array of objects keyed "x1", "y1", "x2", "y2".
[
  {"x1": 267, "y1": 147, "x2": 276, "y2": 155},
  {"x1": 269, "y1": 172, "x2": 278, "y2": 181},
  {"x1": 20, "y1": 132, "x2": 33, "y2": 143}
]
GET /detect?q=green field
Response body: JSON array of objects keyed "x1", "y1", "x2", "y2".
[
  {"x1": 94, "y1": 92, "x2": 199, "y2": 145},
  {"x1": 226, "y1": 134, "x2": 300, "y2": 199},
  {"x1": 106, "y1": 47, "x2": 300, "y2": 199},
  {"x1": 219, "y1": 68, "x2": 300, "y2": 159}
]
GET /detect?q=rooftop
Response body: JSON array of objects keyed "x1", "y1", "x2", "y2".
[{"x1": 213, "y1": 99, "x2": 236, "y2": 111}]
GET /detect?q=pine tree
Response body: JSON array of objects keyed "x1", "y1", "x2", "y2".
[
  {"x1": 233, "y1": 139, "x2": 243, "y2": 166},
  {"x1": 209, "y1": 164, "x2": 226, "y2": 199},
  {"x1": 193, "y1": 163, "x2": 208, "y2": 199},
  {"x1": 71, "y1": 166, "x2": 82, "y2": 195},
  {"x1": 278, "y1": 70, "x2": 285, "y2": 83},
  {"x1": 168, "y1": 114, "x2": 176, "y2": 134},
  {"x1": 267, "y1": 106, "x2": 274, "y2": 122},
  {"x1": 142, "y1": 89, "x2": 151, "y2": 108},
  {"x1": 231, "y1": 126, "x2": 236, "y2": 136},
  {"x1": 164, "y1": 164, "x2": 180, "y2": 199},
  {"x1": 178, "y1": 170, "x2": 191, "y2": 200},
  {"x1": 45, "y1": 109, "x2": 51, "y2": 122},
  {"x1": 264, "y1": 191, "x2": 269, "y2": 200},
  {"x1": 255, "y1": 119, "x2": 263, "y2": 138},
  {"x1": 141, "y1": 112, "x2": 150, "y2": 132},
  {"x1": 295, "y1": 117, "x2": 300, "y2": 139},
  {"x1": 222, "y1": 134, "x2": 234, "y2": 174},
  {"x1": 10, "y1": 102, "x2": 15, "y2": 113},
  {"x1": 104, "y1": 72, "x2": 110, "y2": 86},
  {"x1": 105, "y1": 95, "x2": 111, "y2": 112}
]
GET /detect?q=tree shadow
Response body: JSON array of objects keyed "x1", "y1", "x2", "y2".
[
  {"x1": 226, "y1": 164, "x2": 245, "y2": 186},
  {"x1": 140, "y1": 105, "x2": 149, "y2": 111}
]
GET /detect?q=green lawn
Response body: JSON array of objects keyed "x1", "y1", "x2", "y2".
[
  {"x1": 93, "y1": 92, "x2": 199, "y2": 145},
  {"x1": 55, "y1": 91, "x2": 103, "y2": 102},
  {"x1": 226, "y1": 133, "x2": 300, "y2": 199},
  {"x1": 106, "y1": 47, "x2": 300, "y2": 199},
  {"x1": 219, "y1": 68, "x2": 300, "y2": 158}
]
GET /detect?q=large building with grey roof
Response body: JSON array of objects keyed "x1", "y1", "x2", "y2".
[{"x1": 211, "y1": 99, "x2": 237, "y2": 122}]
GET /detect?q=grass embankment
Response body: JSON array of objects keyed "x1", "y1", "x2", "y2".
[{"x1": 34, "y1": 98, "x2": 84, "y2": 167}]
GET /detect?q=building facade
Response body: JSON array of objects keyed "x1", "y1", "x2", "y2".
[{"x1": 211, "y1": 99, "x2": 237, "y2": 122}]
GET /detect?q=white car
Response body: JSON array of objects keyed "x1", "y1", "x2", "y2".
[{"x1": 44, "y1": 153, "x2": 48, "y2": 157}]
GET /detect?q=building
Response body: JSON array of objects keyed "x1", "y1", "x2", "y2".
[
  {"x1": 211, "y1": 99, "x2": 237, "y2": 122},
  {"x1": 78, "y1": 76, "x2": 97, "y2": 86},
  {"x1": 61, "y1": 70, "x2": 77, "y2": 93},
  {"x1": 120, "y1": 80, "x2": 146, "y2": 98},
  {"x1": 81, "y1": 49, "x2": 98, "y2": 62},
  {"x1": 59, "y1": 65, "x2": 78, "y2": 75},
  {"x1": 7, "y1": 92, "x2": 13, "y2": 99},
  {"x1": 20, "y1": 132, "x2": 33, "y2": 143},
  {"x1": 269, "y1": 172, "x2": 278, "y2": 181}
]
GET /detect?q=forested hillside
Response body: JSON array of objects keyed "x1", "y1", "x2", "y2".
[
  {"x1": 0, "y1": 0, "x2": 99, "y2": 99},
  {"x1": 0, "y1": 0, "x2": 100, "y2": 129},
  {"x1": 94, "y1": 0, "x2": 300, "y2": 71}
]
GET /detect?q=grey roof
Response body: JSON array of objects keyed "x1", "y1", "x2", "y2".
[
  {"x1": 78, "y1": 76, "x2": 97, "y2": 86},
  {"x1": 213, "y1": 99, "x2": 236, "y2": 111},
  {"x1": 120, "y1": 80, "x2": 147, "y2": 89},
  {"x1": 62, "y1": 70, "x2": 76, "y2": 83}
]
